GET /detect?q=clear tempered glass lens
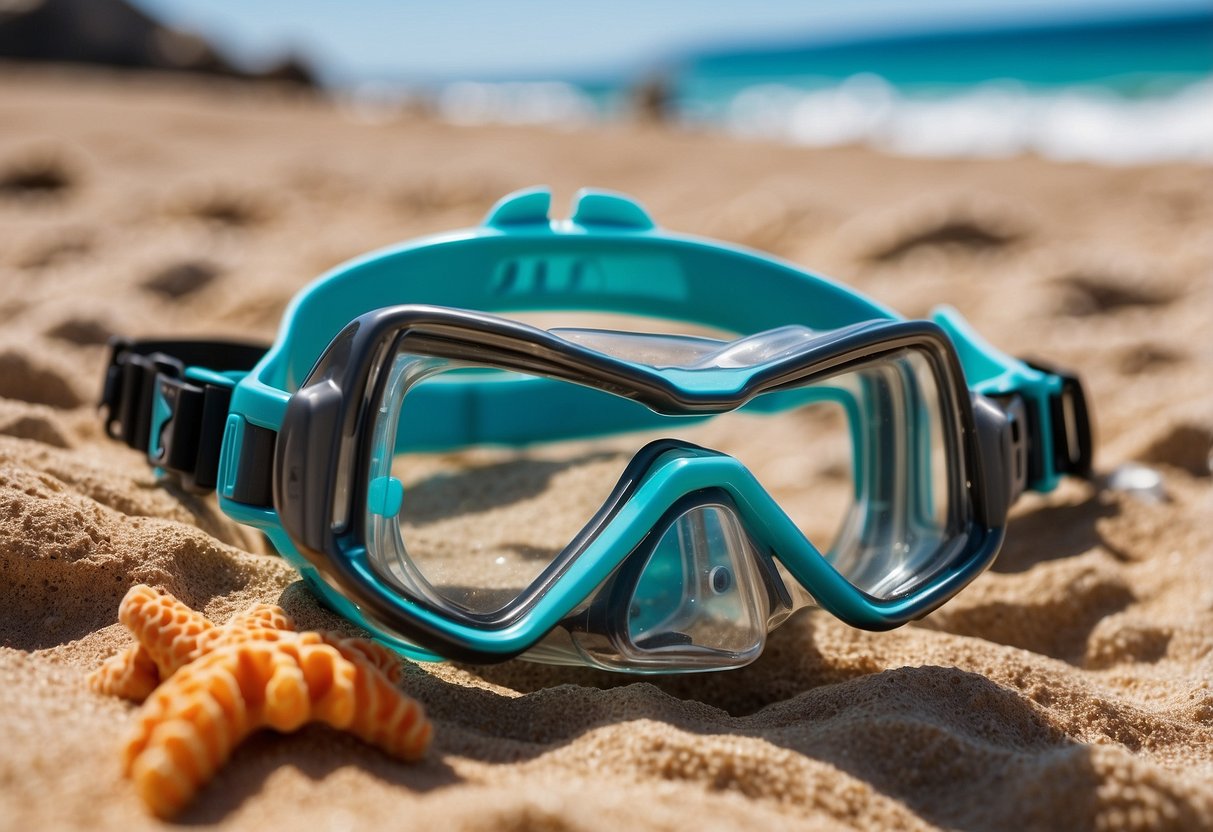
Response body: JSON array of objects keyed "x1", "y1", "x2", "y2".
[{"x1": 362, "y1": 341, "x2": 961, "y2": 616}]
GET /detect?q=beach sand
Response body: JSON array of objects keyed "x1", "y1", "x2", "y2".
[{"x1": 1, "y1": 68, "x2": 1211, "y2": 831}]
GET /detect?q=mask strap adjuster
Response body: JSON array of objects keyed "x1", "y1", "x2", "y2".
[
  {"x1": 989, "y1": 357, "x2": 1094, "y2": 507},
  {"x1": 100, "y1": 337, "x2": 269, "y2": 493},
  {"x1": 1022, "y1": 358, "x2": 1095, "y2": 481}
]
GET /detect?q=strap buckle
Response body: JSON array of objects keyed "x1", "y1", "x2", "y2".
[
  {"x1": 100, "y1": 337, "x2": 183, "y2": 450},
  {"x1": 100, "y1": 336, "x2": 132, "y2": 440},
  {"x1": 98, "y1": 337, "x2": 268, "y2": 493},
  {"x1": 147, "y1": 373, "x2": 235, "y2": 492},
  {"x1": 1023, "y1": 358, "x2": 1095, "y2": 480}
]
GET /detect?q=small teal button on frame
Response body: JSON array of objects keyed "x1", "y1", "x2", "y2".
[
  {"x1": 368, "y1": 475, "x2": 404, "y2": 516},
  {"x1": 217, "y1": 413, "x2": 245, "y2": 499}
]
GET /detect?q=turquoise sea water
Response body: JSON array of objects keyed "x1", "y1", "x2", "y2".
[
  {"x1": 431, "y1": 9, "x2": 1213, "y2": 164},
  {"x1": 679, "y1": 11, "x2": 1212, "y2": 98}
]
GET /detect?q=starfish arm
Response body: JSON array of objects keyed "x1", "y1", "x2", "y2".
[
  {"x1": 334, "y1": 641, "x2": 431, "y2": 762},
  {"x1": 122, "y1": 648, "x2": 253, "y2": 818},
  {"x1": 262, "y1": 646, "x2": 312, "y2": 732},
  {"x1": 322, "y1": 633, "x2": 405, "y2": 684},
  {"x1": 119, "y1": 584, "x2": 215, "y2": 678},
  {"x1": 291, "y1": 638, "x2": 430, "y2": 760},
  {"x1": 294, "y1": 639, "x2": 359, "y2": 728},
  {"x1": 129, "y1": 730, "x2": 202, "y2": 820},
  {"x1": 88, "y1": 644, "x2": 160, "y2": 702}
]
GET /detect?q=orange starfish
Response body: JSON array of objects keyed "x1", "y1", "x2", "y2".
[{"x1": 89, "y1": 584, "x2": 432, "y2": 818}]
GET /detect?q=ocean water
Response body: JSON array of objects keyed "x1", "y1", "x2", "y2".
[{"x1": 432, "y1": 10, "x2": 1213, "y2": 166}]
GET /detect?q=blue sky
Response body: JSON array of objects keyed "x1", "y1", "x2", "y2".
[{"x1": 132, "y1": 0, "x2": 1208, "y2": 85}]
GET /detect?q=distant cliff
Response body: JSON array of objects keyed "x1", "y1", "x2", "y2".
[{"x1": 0, "y1": 0, "x2": 314, "y2": 85}]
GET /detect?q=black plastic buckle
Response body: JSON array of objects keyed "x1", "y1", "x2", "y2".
[
  {"x1": 148, "y1": 373, "x2": 235, "y2": 492},
  {"x1": 100, "y1": 337, "x2": 184, "y2": 452},
  {"x1": 99, "y1": 337, "x2": 270, "y2": 494},
  {"x1": 1023, "y1": 357, "x2": 1095, "y2": 479},
  {"x1": 99, "y1": 337, "x2": 132, "y2": 439}
]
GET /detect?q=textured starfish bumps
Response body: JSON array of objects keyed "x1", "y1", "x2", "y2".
[{"x1": 89, "y1": 584, "x2": 432, "y2": 818}]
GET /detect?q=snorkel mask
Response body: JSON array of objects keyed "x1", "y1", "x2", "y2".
[{"x1": 100, "y1": 187, "x2": 1092, "y2": 673}]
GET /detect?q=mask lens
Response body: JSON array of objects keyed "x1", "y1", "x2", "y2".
[
  {"x1": 685, "y1": 389, "x2": 856, "y2": 557},
  {"x1": 366, "y1": 362, "x2": 648, "y2": 613},
  {"x1": 820, "y1": 348, "x2": 961, "y2": 599},
  {"x1": 361, "y1": 335, "x2": 964, "y2": 617}
]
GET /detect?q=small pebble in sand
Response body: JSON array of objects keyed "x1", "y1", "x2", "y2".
[{"x1": 1105, "y1": 463, "x2": 1168, "y2": 504}]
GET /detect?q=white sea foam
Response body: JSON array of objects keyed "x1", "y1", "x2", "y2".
[
  {"x1": 436, "y1": 81, "x2": 597, "y2": 126},
  {"x1": 723, "y1": 74, "x2": 1213, "y2": 165},
  {"x1": 423, "y1": 73, "x2": 1212, "y2": 165}
]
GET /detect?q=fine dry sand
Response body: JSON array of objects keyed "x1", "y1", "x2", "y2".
[{"x1": 1, "y1": 68, "x2": 1212, "y2": 831}]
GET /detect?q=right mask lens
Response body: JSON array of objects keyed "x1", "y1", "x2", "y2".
[{"x1": 815, "y1": 348, "x2": 961, "y2": 599}]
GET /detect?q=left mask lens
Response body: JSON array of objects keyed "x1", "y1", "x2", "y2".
[{"x1": 364, "y1": 358, "x2": 651, "y2": 613}]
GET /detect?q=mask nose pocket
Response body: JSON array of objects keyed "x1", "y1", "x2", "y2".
[{"x1": 625, "y1": 503, "x2": 770, "y2": 664}]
